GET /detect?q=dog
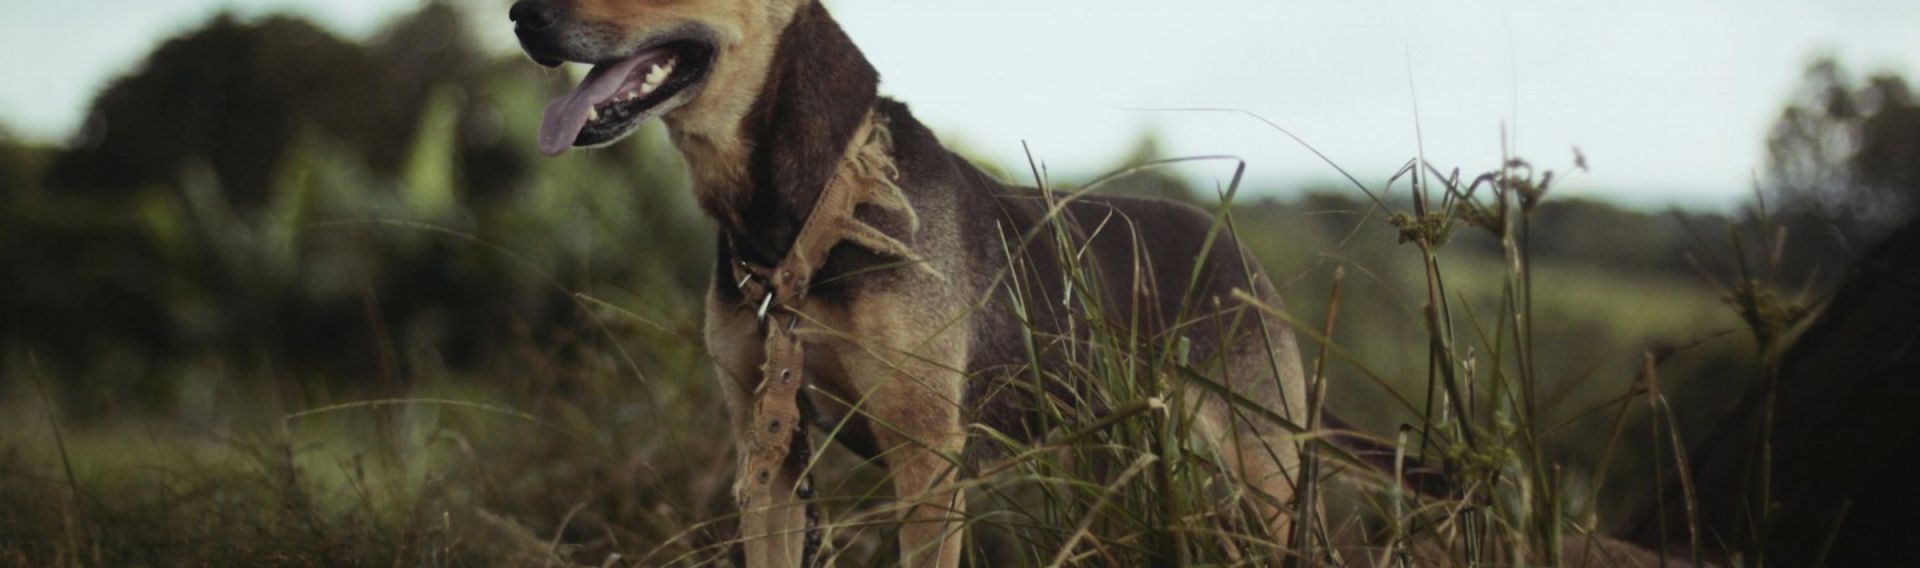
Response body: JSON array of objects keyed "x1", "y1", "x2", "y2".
[{"x1": 510, "y1": 1, "x2": 1310, "y2": 566}]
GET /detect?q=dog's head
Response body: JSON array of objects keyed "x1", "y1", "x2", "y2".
[{"x1": 511, "y1": 0, "x2": 805, "y2": 156}]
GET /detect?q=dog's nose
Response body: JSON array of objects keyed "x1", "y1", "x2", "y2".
[
  {"x1": 509, "y1": 0, "x2": 559, "y2": 32},
  {"x1": 510, "y1": 0, "x2": 567, "y2": 67}
]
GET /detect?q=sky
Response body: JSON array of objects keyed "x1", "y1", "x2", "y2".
[{"x1": 5, "y1": 0, "x2": 1918, "y2": 210}]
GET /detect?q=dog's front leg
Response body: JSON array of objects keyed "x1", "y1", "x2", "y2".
[
  {"x1": 871, "y1": 380, "x2": 965, "y2": 568},
  {"x1": 734, "y1": 425, "x2": 812, "y2": 568},
  {"x1": 707, "y1": 297, "x2": 809, "y2": 567},
  {"x1": 840, "y1": 341, "x2": 968, "y2": 568}
]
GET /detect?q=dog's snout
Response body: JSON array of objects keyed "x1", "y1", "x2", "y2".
[
  {"x1": 508, "y1": 0, "x2": 559, "y2": 32},
  {"x1": 509, "y1": 0, "x2": 567, "y2": 67}
]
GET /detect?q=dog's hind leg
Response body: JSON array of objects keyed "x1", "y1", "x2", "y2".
[{"x1": 1187, "y1": 280, "x2": 1313, "y2": 546}]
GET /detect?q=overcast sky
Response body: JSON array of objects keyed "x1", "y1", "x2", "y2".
[{"x1": 6, "y1": 0, "x2": 1918, "y2": 210}]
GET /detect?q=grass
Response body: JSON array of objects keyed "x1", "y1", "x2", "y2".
[
  {"x1": 3, "y1": 1, "x2": 1879, "y2": 561},
  {"x1": 1, "y1": 98, "x2": 1782, "y2": 567}
]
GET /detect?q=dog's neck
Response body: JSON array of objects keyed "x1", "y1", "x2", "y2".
[{"x1": 664, "y1": 1, "x2": 880, "y2": 264}]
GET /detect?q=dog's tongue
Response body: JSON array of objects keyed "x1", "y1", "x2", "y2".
[{"x1": 538, "y1": 56, "x2": 649, "y2": 156}]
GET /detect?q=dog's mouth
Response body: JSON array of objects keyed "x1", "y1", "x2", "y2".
[{"x1": 537, "y1": 40, "x2": 715, "y2": 156}]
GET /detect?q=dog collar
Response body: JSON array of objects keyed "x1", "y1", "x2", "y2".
[{"x1": 728, "y1": 108, "x2": 928, "y2": 560}]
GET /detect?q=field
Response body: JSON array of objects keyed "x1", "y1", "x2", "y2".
[{"x1": 2, "y1": 3, "x2": 1896, "y2": 566}]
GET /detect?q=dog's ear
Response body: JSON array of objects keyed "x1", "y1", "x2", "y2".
[{"x1": 746, "y1": 1, "x2": 880, "y2": 225}]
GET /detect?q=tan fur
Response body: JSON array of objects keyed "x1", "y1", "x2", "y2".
[
  {"x1": 819, "y1": 286, "x2": 971, "y2": 568},
  {"x1": 1199, "y1": 273, "x2": 1310, "y2": 535},
  {"x1": 568, "y1": 0, "x2": 805, "y2": 225}
]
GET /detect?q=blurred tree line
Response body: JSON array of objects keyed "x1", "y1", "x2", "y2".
[
  {"x1": 1765, "y1": 58, "x2": 1920, "y2": 285},
  {"x1": 1769, "y1": 58, "x2": 1920, "y2": 227},
  {"x1": 1, "y1": 3, "x2": 710, "y2": 417}
]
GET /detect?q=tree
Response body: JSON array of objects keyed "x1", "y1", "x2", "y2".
[
  {"x1": 43, "y1": 2, "x2": 493, "y2": 210},
  {"x1": 1766, "y1": 58, "x2": 1920, "y2": 231}
]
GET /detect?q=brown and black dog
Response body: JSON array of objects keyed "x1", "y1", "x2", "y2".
[{"x1": 510, "y1": 1, "x2": 1309, "y2": 566}]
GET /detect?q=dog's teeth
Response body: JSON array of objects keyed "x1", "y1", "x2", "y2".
[
  {"x1": 588, "y1": 107, "x2": 600, "y2": 120},
  {"x1": 634, "y1": 61, "x2": 673, "y2": 96},
  {"x1": 626, "y1": 91, "x2": 640, "y2": 100}
]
